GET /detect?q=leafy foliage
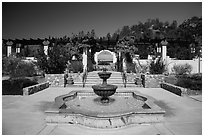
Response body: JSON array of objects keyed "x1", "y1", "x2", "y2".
[
  {"x1": 2, "y1": 54, "x2": 36, "y2": 78},
  {"x1": 3, "y1": 78, "x2": 38, "y2": 95},
  {"x1": 149, "y1": 57, "x2": 165, "y2": 74},
  {"x1": 36, "y1": 42, "x2": 81, "y2": 74},
  {"x1": 126, "y1": 62, "x2": 136, "y2": 73},
  {"x1": 172, "y1": 63, "x2": 192, "y2": 75},
  {"x1": 69, "y1": 61, "x2": 83, "y2": 73}
]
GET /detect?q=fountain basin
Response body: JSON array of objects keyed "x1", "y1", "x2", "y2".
[
  {"x1": 45, "y1": 90, "x2": 165, "y2": 128},
  {"x1": 98, "y1": 71, "x2": 112, "y2": 80},
  {"x1": 92, "y1": 84, "x2": 117, "y2": 98}
]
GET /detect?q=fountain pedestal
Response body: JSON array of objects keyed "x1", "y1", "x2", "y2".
[{"x1": 92, "y1": 70, "x2": 118, "y2": 104}]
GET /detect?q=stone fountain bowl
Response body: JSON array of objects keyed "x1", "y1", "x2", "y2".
[
  {"x1": 92, "y1": 84, "x2": 118, "y2": 98},
  {"x1": 98, "y1": 72, "x2": 112, "y2": 80}
]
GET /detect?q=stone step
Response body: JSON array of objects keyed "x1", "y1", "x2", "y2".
[
  {"x1": 87, "y1": 75, "x2": 122, "y2": 78},
  {"x1": 85, "y1": 83, "x2": 124, "y2": 87}
]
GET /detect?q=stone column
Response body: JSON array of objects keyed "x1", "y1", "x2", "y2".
[
  {"x1": 16, "y1": 44, "x2": 21, "y2": 53},
  {"x1": 94, "y1": 52, "x2": 98, "y2": 65},
  {"x1": 161, "y1": 40, "x2": 168, "y2": 63},
  {"x1": 6, "y1": 41, "x2": 13, "y2": 56},
  {"x1": 82, "y1": 47, "x2": 88, "y2": 72},
  {"x1": 43, "y1": 40, "x2": 50, "y2": 55}
]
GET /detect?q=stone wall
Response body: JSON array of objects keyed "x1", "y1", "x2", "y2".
[
  {"x1": 23, "y1": 82, "x2": 50, "y2": 96},
  {"x1": 160, "y1": 82, "x2": 187, "y2": 96},
  {"x1": 166, "y1": 57, "x2": 202, "y2": 74},
  {"x1": 133, "y1": 57, "x2": 202, "y2": 74},
  {"x1": 45, "y1": 73, "x2": 82, "y2": 87},
  {"x1": 141, "y1": 74, "x2": 164, "y2": 88}
]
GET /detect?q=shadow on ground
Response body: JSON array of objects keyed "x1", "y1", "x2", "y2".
[
  {"x1": 33, "y1": 101, "x2": 54, "y2": 112},
  {"x1": 154, "y1": 100, "x2": 175, "y2": 117}
]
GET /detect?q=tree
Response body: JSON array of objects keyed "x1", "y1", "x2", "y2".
[
  {"x1": 179, "y1": 16, "x2": 202, "y2": 58},
  {"x1": 91, "y1": 29, "x2": 96, "y2": 38},
  {"x1": 36, "y1": 42, "x2": 78, "y2": 74}
]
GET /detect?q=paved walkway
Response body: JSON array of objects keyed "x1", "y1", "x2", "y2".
[{"x1": 2, "y1": 87, "x2": 202, "y2": 135}]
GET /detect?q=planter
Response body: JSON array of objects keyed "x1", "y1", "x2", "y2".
[{"x1": 141, "y1": 74, "x2": 165, "y2": 88}]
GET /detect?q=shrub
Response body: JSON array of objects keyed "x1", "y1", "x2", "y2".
[
  {"x1": 140, "y1": 64, "x2": 149, "y2": 74},
  {"x1": 149, "y1": 57, "x2": 165, "y2": 74},
  {"x1": 172, "y1": 63, "x2": 192, "y2": 75},
  {"x1": 2, "y1": 55, "x2": 37, "y2": 78},
  {"x1": 176, "y1": 75, "x2": 202, "y2": 91},
  {"x1": 2, "y1": 78, "x2": 38, "y2": 95},
  {"x1": 69, "y1": 61, "x2": 83, "y2": 73},
  {"x1": 11, "y1": 61, "x2": 36, "y2": 78},
  {"x1": 175, "y1": 74, "x2": 202, "y2": 90},
  {"x1": 2, "y1": 54, "x2": 21, "y2": 76},
  {"x1": 87, "y1": 57, "x2": 94, "y2": 72},
  {"x1": 126, "y1": 62, "x2": 136, "y2": 73}
]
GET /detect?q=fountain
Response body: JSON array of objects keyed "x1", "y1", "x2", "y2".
[
  {"x1": 45, "y1": 70, "x2": 165, "y2": 128},
  {"x1": 92, "y1": 69, "x2": 117, "y2": 104}
]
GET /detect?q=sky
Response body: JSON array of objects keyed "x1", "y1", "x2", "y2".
[{"x1": 2, "y1": 2, "x2": 202, "y2": 39}]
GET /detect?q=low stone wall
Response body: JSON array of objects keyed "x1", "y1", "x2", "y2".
[
  {"x1": 23, "y1": 82, "x2": 50, "y2": 96},
  {"x1": 45, "y1": 73, "x2": 82, "y2": 87},
  {"x1": 160, "y1": 82, "x2": 187, "y2": 96},
  {"x1": 141, "y1": 74, "x2": 164, "y2": 88}
]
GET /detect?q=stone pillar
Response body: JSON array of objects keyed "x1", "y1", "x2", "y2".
[
  {"x1": 113, "y1": 52, "x2": 117, "y2": 63},
  {"x1": 43, "y1": 40, "x2": 50, "y2": 55},
  {"x1": 122, "y1": 58, "x2": 127, "y2": 73},
  {"x1": 16, "y1": 44, "x2": 21, "y2": 53},
  {"x1": 6, "y1": 41, "x2": 13, "y2": 56},
  {"x1": 94, "y1": 52, "x2": 98, "y2": 65},
  {"x1": 161, "y1": 40, "x2": 168, "y2": 63},
  {"x1": 82, "y1": 47, "x2": 88, "y2": 72}
]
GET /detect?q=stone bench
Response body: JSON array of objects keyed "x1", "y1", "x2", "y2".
[
  {"x1": 23, "y1": 82, "x2": 50, "y2": 96},
  {"x1": 160, "y1": 82, "x2": 187, "y2": 96}
]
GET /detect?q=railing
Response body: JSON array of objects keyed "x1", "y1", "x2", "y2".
[
  {"x1": 82, "y1": 70, "x2": 88, "y2": 87},
  {"x1": 121, "y1": 71, "x2": 127, "y2": 88}
]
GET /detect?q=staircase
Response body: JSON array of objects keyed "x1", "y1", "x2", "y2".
[
  {"x1": 84, "y1": 71, "x2": 122, "y2": 87},
  {"x1": 84, "y1": 71, "x2": 140, "y2": 87}
]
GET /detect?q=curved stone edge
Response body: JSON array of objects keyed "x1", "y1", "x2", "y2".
[
  {"x1": 45, "y1": 90, "x2": 165, "y2": 128},
  {"x1": 45, "y1": 112, "x2": 165, "y2": 129}
]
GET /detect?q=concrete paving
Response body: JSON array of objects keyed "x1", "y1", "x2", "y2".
[{"x1": 2, "y1": 87, "x2": 202, "y2": 135}]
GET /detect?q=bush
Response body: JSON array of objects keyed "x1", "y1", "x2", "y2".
[
  {"x1": 2, "y1": 55, "x2": 37, "y2": 78},
  {"x1": 2, "y1": 78, "x2": 38, "y2": 95},
  {"x1": 172, "y1": 63, "x2": 192, "y2": 75},
  {"x1": 126, "y1": 62, "x2": 136, "y2": 73},
  {"x1": 87, "y1": 57, "x2": 94, "y2": 72},
  {"x1": 178, "y1": 73, "x2": 202, "y2": 90},
  {"x1": 140, "y1": 64, "x2": 149, "y2": 74},
  {"x1": 149, "y1": 57, "x2": 165, "y2": 74},
  {"x1": 11, "y1": 61, "x2": 36, "y2": 78},
  {"x1": 69, "y1": 61, "x2": 83, "y2": 73}
]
